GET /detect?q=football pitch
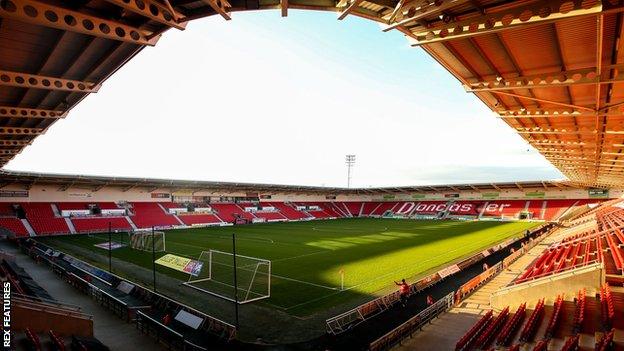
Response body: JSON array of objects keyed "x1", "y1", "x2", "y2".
[{"x1": 36, "y1": 218, "x2": 539, "y2": 317}]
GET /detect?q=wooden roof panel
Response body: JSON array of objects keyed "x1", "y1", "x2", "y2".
[
  {"x1": 555, "y1": 17, "x2": 597, "y2": 70},
  {"x1": 499, "y1": 27, "x2": 562, "y2": 75},
  {"x1": 1, "y1": 0, "x2": 623, "y2": 187}
]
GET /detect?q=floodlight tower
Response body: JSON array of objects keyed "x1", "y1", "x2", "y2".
[{"x1": 345, "y1": 155, "x2": 356, "y2": 189}]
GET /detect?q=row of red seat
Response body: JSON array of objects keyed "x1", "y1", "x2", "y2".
[
  {"x1": 21, "y1": 202, "x2": 69, "y2": 236},
  {"x1": 0, "y1": 263, "x2": 25, "y2": 295},
  {"x1": 129, "y1": 202, "x2": 180, "y2": 228},
  {"x1": 600, "y1": 284, "x2": 615, "y2": 329},
  {"x1": 596, "y1": 328, "x2": 615, "y2": 351},
  {"x1": 572, "y1": 289, "x2": 586, "y2": 334},
  {"x1": 264, "y1": 202, "x2": 308, "y2": 220},
  {"x1": 71, "y1": 217, "x2": 132, "y2": 233},
  {"x1": 560, "y1": 334, "x2": 579, "y2": 351},
  {"x1": 209, "y1": 203, "x2": 254, "y2": 223},
  {"x1": 544, "y1": 295, "x2": 564, "y2": 339},
  {"x1": 458, "y1": 288, "x2": 618, "y2": 351},
  {"x1": 253, "y1": 211, "x2": 286, "y2": 221},
  {"x1": 515, "y1": 241, "x2": 596, "y2": 283},
  {"x1": 519, "y1": 298, "x2": 544, "y2": 342},
  {"x1": 0, "y1": 198, "x2": 606, "y2": 236},
  {"x1": 474, "y1": 306, "x2": 509, "y2": 349},
  {"x1": 24, "y1": 327, "x2": 41, "y2": 351},
  {"x1": 516, "y1": 203, "x2": 624, "y2": 284},
  {"x1": 455, "y1": 310, "x2": 492, "y2": 351},
  {"x1": 56, "y1": 202, "x2": 120, "y2": 211},
  {"x1": 49, "y1": 330, "x2": 65, "y2": 351},
  {"x1": 533, "y1": 340, "x2": 548, "y2": 351},
  {"x1": 282, "y1": 199, "x2": 593, "y2": 220},
  {"x1": 0, "y1": 217, "x2": 29, "y2": 236},
  {"x1": 497, "y1": 303, "x2": 526, "y2": 346},
  {"x1": 177, "y1": 213, "x2": 222, "y2": 226}
]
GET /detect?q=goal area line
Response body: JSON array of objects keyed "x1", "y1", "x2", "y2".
[
  {"x1": 181, "y1": 280, "x2": 269, "y2": 304},
  {"x1": 184, "y1": 249, "x2": 272, "y2": 304},
  {"x1": 207, "y1": 260, "x2": 339, "y2": 291}
]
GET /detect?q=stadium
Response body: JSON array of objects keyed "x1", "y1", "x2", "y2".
[{"x1": 1, "y1": 0, "x2": 624, "y2": 350}]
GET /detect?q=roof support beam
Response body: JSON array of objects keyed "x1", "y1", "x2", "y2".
[
  {"x1": 517, "y1": 130, "x2": 619, "y2": 135},
  {"x1": 537, "y1": 148, "x2": 596, "y2": 154},
  {"x1": 386, "y1": 0, "x2": 405, "y2": 24},
  {"x1": 488, "y1": 91, "x2": 595, "y2": 112},
  {"x1": 0, "y1": 128, "x2": 43, "y2": 136},
  {"x1": 498, "y1": 112, "x2": 622, "y2": 119},
  {"x1": 531, "y1": 141, "x2": 592, "y2": 146},
  {"x1": 200, "y1": 0, "x2": 231, "y2": 20},
  {"x1": 465, "y1": 64, "x2": 624, "y2": 92},
  {"x1": 281, "y1": 0, "x2": 288, "y2": 17},
  {"x1": 383, "y1": 0, "x2": 472, "y2": 32},
  {"x1": 0, "y1": 0, "x2": 160, "y2": 46},
  {"x1": 0, "y1": 106, "x2": 67, "y2": 119},
  {"x1": 338, "y1": 0, "x2": 364, "y2": 20},
  {"x1": 0, "y1": 140, "x2": 31, "y2": 147},
  {"x1": 101, "y1": 0, "x2": 186, "y2": 29},
  {"x1": 408, "y1": 0, "x2": 608, "y2": 46},
  {"x1": 0, "y1": 70, "x2": 99, "y2": 93}
]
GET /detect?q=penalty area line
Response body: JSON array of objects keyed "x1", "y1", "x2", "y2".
[
  {"x1": 311, "y1": 226, "x2": 389, "y2": 232},
  {"x1": 271, "y1": 250, "x2": 329, "y2": 263},
  {"x1": 200, "y1": 257, "x2": 341, "y2": 291}
]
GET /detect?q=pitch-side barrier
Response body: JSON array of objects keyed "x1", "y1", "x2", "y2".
[
  {"x1": 325, "y1": 223, "x2": 553, "y2": 337},
  {"x1": 364, "y1": 225, "x2": 554, "y2": 350},
  {"x1": 19, "y1": 239, "x2": 237, "y2": 347}
]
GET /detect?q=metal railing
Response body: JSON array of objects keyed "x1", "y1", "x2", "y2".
[
  {"x1": 324, "y1": 226, "x2": 544, "y2": 335},
  {"x1": 24, "y1": 240, "x2": 237, "y2": 343},
  {"x1": 339, "y1": 224, "x2": 555, "y2": 348},
  {"x1": 368, "y1": 293, "x2": 455, "y2": 351}
]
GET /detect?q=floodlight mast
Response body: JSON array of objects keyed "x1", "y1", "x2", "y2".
[{"x1": 346, "y1": 155, "x2": 356, "y2": 189}]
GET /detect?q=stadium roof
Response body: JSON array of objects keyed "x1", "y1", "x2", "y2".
[
  {"x1": 0, "y1": 170, "x2": 591, "y2": 194},
  {"x1": 1, "y1": 0, "x2": 623, "y2": 187}
]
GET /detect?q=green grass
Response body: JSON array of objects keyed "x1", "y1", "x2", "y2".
[{"x1": 37, "y1": 218, "x2": 539, "y2": 316}]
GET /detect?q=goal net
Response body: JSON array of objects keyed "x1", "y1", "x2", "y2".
[
  {"x1": 130, "y1": 231, "x2": 166, "y2": 252},
  {"x1": 183, "y1": 249, "x2": 271, "y2": 304}
]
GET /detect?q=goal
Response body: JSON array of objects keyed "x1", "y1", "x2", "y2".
[
  {"x1": 130, "y1": 231, "x2": 166, "y2": 252},
  {"x1": 183, "y1": 249, "x2": 271, "y2": 304}
]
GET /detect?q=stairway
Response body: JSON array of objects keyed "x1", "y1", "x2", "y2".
[{"x1": 21, "y1": 219, "x2": 36, "y2": 236}]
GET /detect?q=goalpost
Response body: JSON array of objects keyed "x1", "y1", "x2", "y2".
[
  {"x1": 183, "y1": 249, "x2": 271, "y2": 304},
  {"x1": 130, "y1": 231, "x2": 166, "y2": 252}
]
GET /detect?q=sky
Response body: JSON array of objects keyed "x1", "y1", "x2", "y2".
[{"x1": 5, "y1": 10, "x2": 565, "y2": 187}]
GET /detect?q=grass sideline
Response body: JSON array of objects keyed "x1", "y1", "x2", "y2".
[{"x1": 36, "y1": 218, "x2": 539, "y2": 316}]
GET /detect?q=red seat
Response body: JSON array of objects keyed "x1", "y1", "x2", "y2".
[
  {"x1": 72, "y1": 217, "x2": 132, "y2": 233},
  {"x1": 178, "y1": 214, "x2": 222, "y2": 225},
  {"x1": 264, "y1": 202, "x2": 308, "y2": 220},
  {"x1": 130, "y1": 202, "x2": 180, "y2": 228},
  {"x1": 210, "y1": 203, "x2": 254, "y2": 223},
  {"x1": 21, "y1": 203, "x2": 69, "y2": 235},
  {"x1": 253, "y1": 211, "x2": 285, "y2": 221},
  {"x1": 0, "y1": 217, "x2": 29, "y2": 237},
  {"x1": 341, "y1": 202, "x2": 363, "y2": 216},
  {"x1": 455, "y1": 310, "x2": 492, "y2": 351},
  {"x1": 497, "y1": 303, "x2": 526, "y2": 346},
  {"x1": 481, "y1": 200, "x2": 527, "y2": 219},
  {"x1": 519, "y1": 298, "x2": 544, "y2": 342}
]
